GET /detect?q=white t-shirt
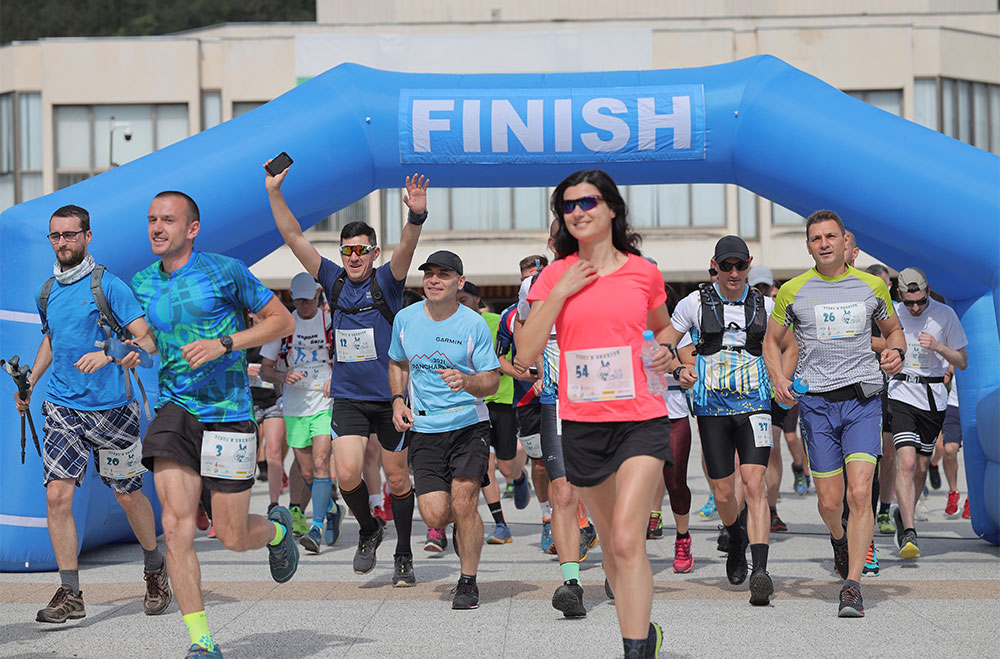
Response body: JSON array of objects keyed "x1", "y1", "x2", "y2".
[
  {"x1": 887, "y1": 298, "x2": 967, "y2": 412},
  {"x1": 664, "y1": 333, "x2": 692, "y2": 419},
  {"x1": 948, "y1": 378, "x2": 959, "y2": 408},
  {"x1": 260, "y1": 309, "x2": 333, "y2": 418}
]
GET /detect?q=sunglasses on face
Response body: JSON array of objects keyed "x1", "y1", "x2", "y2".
[
  {"x1": 903, "y1": 297, "x2": 929, "y2": 307},
  {"x1": 561, "y1": 195, "x2": 604, "y2": 214},
  {"x1": 339, "y1": 244, "x2": 374, "y2": 257},
  {"x1": 717, "y1": 260, "x2": 749, "y2": 272},
  {"x1": 47, "y1": 230, "x2": 85, "y2": 243}
]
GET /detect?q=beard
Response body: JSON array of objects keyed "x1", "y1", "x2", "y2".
[{"x1": 57, "y1": 247, "x2": 85, "y2": 270}]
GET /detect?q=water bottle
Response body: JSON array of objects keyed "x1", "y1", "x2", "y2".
[
  {"x1": 95, "y1": 338, "x2": 153, "y2": 369},
  {"x1": 777, "y1": 377, "x2": 809, "y2": 409},
  {"x1": 640, "y1": 330, "x2": 668, "y2": 396}
]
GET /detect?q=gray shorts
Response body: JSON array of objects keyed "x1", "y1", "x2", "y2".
[{"x1": 254, "y1": 397, "x2": 284, "y2": 424}]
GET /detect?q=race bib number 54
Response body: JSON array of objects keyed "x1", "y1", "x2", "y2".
[
  {"x1": 815, "y1": 302, "x2": 865, "y2": 341},
  {"x1": 565, "y1": 346, "x2": 635, "y2": 403},
  {"x1": 200, "y1": 431, "x2": 256, "y2": 480}
]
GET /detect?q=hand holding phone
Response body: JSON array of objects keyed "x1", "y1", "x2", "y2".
[{"x1": 265, "y1": 152, "x2": 293, "y2": 177}]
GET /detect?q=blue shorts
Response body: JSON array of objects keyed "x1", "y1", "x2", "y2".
[{"x1": 798, "y1": 394, "x2": 882, "y2": 478}]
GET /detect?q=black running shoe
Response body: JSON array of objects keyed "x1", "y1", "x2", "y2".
[
  {"x1": 838, "y1": 583, "x2": 865, "y2": 617},
  {"x1": 353, "y1": 518, "x2": 385, "y2": 575},
  {"x1": 645, "y1": 622, "x2": 663, "y2": 658},
  {"x1": 748, "y1": 568, "x2": 774, "y2": 606},
  {"x1": 392, "y1": 554, "x2": 416, "y2": 587},
  {"x1": 928, "y1": 464, "x2": 942, "y2": 490},
  {"x1": 267, "y1": 506, "x2": 299, "y2": 584},
  {"x1": 725, "y1": 530, "x2": 748, "y2": 585},
  {"x1": 551, "y1": 579, "x2": 587, "y2": 618},
  {"x1": 716, "y1": 524, "x2": 731, "y2": 553},
  {"x1": 604, "y1": 577, "x2": 614, "y2": 600},
  {"x1": 831, "y1": 536, "x2": 850, "y2": 580},
  {"x1": 451, "y1": 581, "x2": 479, "y2": 610}
]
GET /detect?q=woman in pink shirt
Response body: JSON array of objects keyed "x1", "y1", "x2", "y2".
[{"x1": 517, "y1": 169, "x2": 678, "y2": 659}]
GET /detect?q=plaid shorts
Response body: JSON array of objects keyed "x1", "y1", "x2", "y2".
[{"x1": 41, "y1": 400, "x2": 144, "y2": 494}]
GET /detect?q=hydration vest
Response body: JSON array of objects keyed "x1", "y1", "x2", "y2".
[
  {"x1": 695, "y1": 283, "x2": 767, "y2": 357},
  {"x1": 329, "y1": 269, "x2": 396, "y2": 327}
]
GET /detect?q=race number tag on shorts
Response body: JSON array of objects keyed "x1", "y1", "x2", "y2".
[
  {"x1": 749, "y1": 414, "x2": 773, "y2": 448},
  {"x1": 98, "y1": 442, "x2": 146, "y2": 479},
  {"x1": 336, "y1": 328, "x2": 377, "y2": 362},
  {"x1": 200, "y1": 431, "x2": 257, "y2": 480},
  {"x1": 904, "y1": 337, "x2": 935, "y2": 371},
  {"x1": 815, "y1": 302, "x2": 865, "y2": 341},
  {"x1": 565, "y1": 346, "x2": 635, "y2": 403}
]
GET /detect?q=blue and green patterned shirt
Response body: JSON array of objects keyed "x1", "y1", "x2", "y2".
[{"x1": 131, "y1": 251, "x2": 273, "y2": 422}]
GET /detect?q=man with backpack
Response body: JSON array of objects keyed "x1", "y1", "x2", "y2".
[{"x1": 16, "y1": 204, "x2": 170, "y2": 624}]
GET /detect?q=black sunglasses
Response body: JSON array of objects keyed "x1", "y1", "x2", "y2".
[
  {"x1": 903, "y1": 297, "x2": 929, "y2": 307},
  {"x1": 561, "y1": 195, "x2": 604, "y2": 214},
  {"x1": 717, "y1": 260, "x2": 749, "y2": 272}
]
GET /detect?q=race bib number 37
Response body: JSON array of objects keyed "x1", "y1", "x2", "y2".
[
  {"x1": 815, "y1": 302, "x2": 865, "y2": 341},
  {"x1": 200, "y1": 431, "x2": 257, "y2": 480},
  {"x1": 565, "y1": 346, "x2": 635, "y2": 403}
]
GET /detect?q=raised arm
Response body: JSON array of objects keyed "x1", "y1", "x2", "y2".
[
  {"x1": 264, "y1": 162, "x2": 322, "y2": 278},
  {"x1": 389, "y1": 174, "x2": 429, "y2": 282}
]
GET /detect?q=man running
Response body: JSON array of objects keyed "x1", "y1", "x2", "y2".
[
  {"x1": 132, "y1": 191, "x2": 298, "y2": 658},
  {"x1": 388, "y1": 250, "x2": 500, "y2": 609},
  {"x1": 764, "y1": 209, "x2": 905, "y2": 618},
  {"x1": 18, "y1": 204, "x2": 169, "y2": 624},
  {"x1": 266, "y1": 163, "x2": 427, "y2": 586},
  {"x1": 887, "y1": 267, "x2": 967, "y2": 559}
]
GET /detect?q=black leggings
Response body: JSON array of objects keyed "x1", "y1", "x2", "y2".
[{"x1": 662, "y1": 416, "x2": 692, "y2": 516}]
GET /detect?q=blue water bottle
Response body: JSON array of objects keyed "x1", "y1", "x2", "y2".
[
  {"x1": 95, "y1": 338, "x2": 153, "y2": 369},
  {"x1": 777, "y1": 377, "x2": 809, "y2": 410}
]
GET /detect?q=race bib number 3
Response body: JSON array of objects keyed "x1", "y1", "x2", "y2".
[
  {"x1": 200, "y1": 431, "x2": 257, "y2": 480},
  {"x1": 565, "y1": 346, "x2": 635, "y2": 403},
  {"x1": 815, "y1": 302, "x2": 865, "y2": 341},
  {"x1": 98, "y1": 442, "x2": 146, "y2": 480},
  {"x1": 336, "y1": 328, "x2": 377, "y2": 362},
  {"x1": 749, "y1": 413, "x2": 773, "y2": 448}
]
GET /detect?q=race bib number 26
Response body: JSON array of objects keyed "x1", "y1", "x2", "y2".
[{"x1": 815, "y1": 302, "x2": 865, "y2": 341}]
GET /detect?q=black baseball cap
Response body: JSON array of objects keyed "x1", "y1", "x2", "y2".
[
  {"x1": 713, "y1": 235, "x2": 750, "y2": 263},
  {"x1": 418, "y1": 250, "x2": 464, "y2": 275},
  {"x1": 461, "y1": 281, "x2": 480, "y2": 297}
]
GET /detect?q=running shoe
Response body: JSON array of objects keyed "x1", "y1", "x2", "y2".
[
  {"x1": 748, "y1": 568, "x2": 774, "y2": 606},
  {"x1": 207, "y1": 524, "x2": 216, "y2": 539},
  {"x1": 792, "y1": 467, "x2": 808, "y2": 496},
  {"x1": 325, "y1": 502, "x2": 345, "y2": 546},
  {"x1": 928, "y1": 464, "x2": 942, "y2": 490},
  {"x1": 513, "y1": 468, "x2": 532, "y2": 510},
  {"x1": 898, "y1": 529, "x2": 920, "y2": 560},
  {"x1": 891, "y1": 505, "x2": 904, "y2": 546},
  {"x1": 770, "y1": 509, "x2": 788, "y2": 533},
  {"x1": 863, "y1": 540, "x2": 879, "y2": 576},
  {"x1": 579, "y1": 524, "x2": 598, "y2": 562},
  {"x1": 726, "y1": 529, "x2": 748, "y2": 585},
  {"x1": 392, "y1": 554, "x2": 416, "y2": 587},
  {"x1": 353, "y1": 518, "x2": 386, "y2": 574},
  {"x1": 647, "y1": 511, "x2": 663, "y2": 540},
  {"x1": 372, "y1": 505, "x2": 390, "y2": 525},
  {"x1": 646, "y1": 622, "x2": 663, "y2": 659},
  {"x1": 300, "y1": 525, "x2": 322, "y2": 554},
  {"x1": 142, "y1": 563, "x2": 171, "y2": 615},
  {"x1": 487, "y1": 522, "x2": 513, "y2": 544},
  {"x1": 502, "y1": 482, "x2": 515, "y2": 499},
  {"x1": 540, "y1": 518, "x2": 554, "y2": 554},
  {"x1": 917, "y1": 497, "x2": 930, "y2": 522},
  {"x1": 424, "y1": 527, "x2": 447, "y2": 553},
  {"x1": 831, "y1": 536, "x2": 849, "y2": 580},
  {"x1": 604, "y1": 577, "x2": 614, "y2": 600},
  {"x1": 196, "y1": 504, "x2": 210, "y2": 531},
  {"x1": 382, "y1": 484, "x2": 394, "y2": 521},
  {"x1": 267, "y1": 506, "x2": 299, "y2": 584},
  {"x1": 697, "y1": 494, "x2": 716, "y2": 519},
  {"x1": 963, "y1": 498, "x2": 971, "y2": 519},
  {"x1": 877, "y1": 511, "x2": 896, "y2": 535},
  {"x1": 451, "y1": 580, "x2": 479, "y2": 610},
  {"x1": 186, "y1": 644, "x2": 223, "y2": 658},
  {"x1": 673, "y1": 536, "x2": 693, "y2": 574},
  {"x1": 716, "y1": 525, "x2": 731, "y2": 553},
  {"x1": 289, "y1": 505, "x2": 308, "y2": 538},
  {"x1": 838, "y1": 583, "x2": 864, "y2": 618},
  {"x1": 945, "y1": 490, "x2": 961, "y2": 517},
  {"x1": 36, "y1": 586, "x2": 85, "y2": 623},
  {"x1": 551, "y1": 579, "x2": 587, "y2": 618}
]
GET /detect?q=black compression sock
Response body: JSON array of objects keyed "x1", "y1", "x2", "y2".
[
  {"x1": 879, "y1": 502, "x2": 890, "y2": 515},
  {"x1": 623, "y1": 638, "x2": 647, "y2": 658},
  {"x1": 488, "y1": 501, "x2": 506, "y2": 525},
  {"x1": 390, "y1": 488, "x2": 415, "y2": 556},
  {"x1": 725, "y1": 521, "x2": 744, "y2": 546},
  {"x1": 459, "y1": 573, "x2": 477, "y2": 585},
  {"x1": 832, "y1": 532, "x2": 848, "y2": 546},
  {"x1": 750, "y1": 543, "x2": 768, "y2": 571},
  {"x1": 341, "y1": 482, "x2": 379, "y2": 535},
  {"x1": 676, "y1": 531, "x2": 690, "y2": 540}
]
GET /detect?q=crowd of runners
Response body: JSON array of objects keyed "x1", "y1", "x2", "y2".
[{"x1": 15, "y1": 165, "x2": 972, "y2": 658}]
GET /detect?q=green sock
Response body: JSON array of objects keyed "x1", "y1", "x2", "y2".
[
  {"x1": 560, "y1": 561, "x2": 581, "y2": 583},
  {"x1": 183, "y1": 610, "x2": 214, "y2": 651},
  {"x1": 268, "y1": 521, "x2": 285, "y2": 546}
]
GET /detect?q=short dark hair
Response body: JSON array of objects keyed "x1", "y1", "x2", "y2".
[
  {"x1": 550, "y1": 169, "x2": 641, "y2": 259},
  {"x1": 51, "y1": 205, "x2": 90, "y2": 232},
  {"x1": 340, "y1": 221, "x2": 377, "y2": 245},
  {"x1": 865, "y1": 264, "x2": 890, "y2": 279},
  {"x1": 805, "y1": 209, "x2": 845, "y2": 237},
  {"x1": 519, "y1": 254, "x2": 547, "y2": 274},
  {"x1": 402, "y1": 289, "x2": 423, "y2": 307},
  {"x1": 664, "y1": 282, "x2": 681, "y2": 316},
  {"x1": 154, "y1": 191, "x2": 200, "y2": 225}
]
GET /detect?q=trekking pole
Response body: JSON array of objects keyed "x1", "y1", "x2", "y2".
[{"x1": 2, "y1": 356, "x2": 41, "y2": 464}]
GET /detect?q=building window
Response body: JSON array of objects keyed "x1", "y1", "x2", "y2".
[
  {"x1": 202, "y1": 92, "x2": 221, "y2": 131},
  {"x1": 625, "y1": 184, "x2": 727, "y2": 228},
  {"x1": 308, "y1": 198, "x2": 369, "y2": 235},
  {"x1": 233, "y1": 101, "x2": 265, "y2": 118},
  {"x1": 54, "y1": 104, "x2": 189, "y2": 190},
  {"x1": 915, "y1": 77, "x2": 1000, "y2": 154},
  {"x1": 737, "y1": 186, "x2": 757, "y2": 239},
  {"x1": 1, "y1": 91, "x2": 43, "y2": 210}
]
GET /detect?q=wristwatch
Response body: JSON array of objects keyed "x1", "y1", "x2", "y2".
[
  {"x1": 391, "y1": 394, "x2": 406, "y2": 403},
  {"x1": 672, "y1": 366, "x2": 687, "y2": 381},
  {"x1": 220, "y1": 336, "x2": 233, "y2": 354},
  {"x1": 892, "y1": 347, "x2": 905, "y2": 361}
]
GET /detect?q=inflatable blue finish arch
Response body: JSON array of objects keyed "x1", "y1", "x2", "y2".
[{"x1": 1, "y1": 55, "x2": 998, "y2": 571}]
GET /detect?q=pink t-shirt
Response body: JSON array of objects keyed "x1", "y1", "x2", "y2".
[{"x1": 527, "y1": 252, "x2": 668, "y2": 423}]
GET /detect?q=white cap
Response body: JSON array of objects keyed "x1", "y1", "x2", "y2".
[
  {"x1": 748, "y1": 265, "x2": 774, "y2": 288},
  {"x1": 289, "y1": 272, "x2": 320, "y2": 300}
]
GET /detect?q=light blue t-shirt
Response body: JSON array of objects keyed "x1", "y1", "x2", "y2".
[
  {"x1": 36, "y1": 269, "x2": 144, "y2": 410},
  {"x1": 388, "y1": 302, "x2": 500, "y2": 434}
]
